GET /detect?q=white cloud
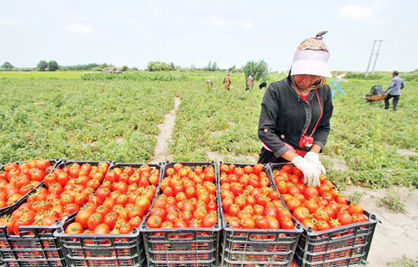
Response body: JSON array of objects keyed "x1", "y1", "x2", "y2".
[
  {"x1": 148, "y1": 3, "x2": 162, "y2": 16},
  {"x1": 175, "y1": 18, "x2": 186, "y2": 25},
  {"x1": 67, "y1": 23, "x2": 93, "y2": 33},
  {"x1": 338, "y1": 5, "x2": 373, "y2": 21},
  {"x1": 337, "y1": 0, "x2": 388, "y2": 25},
  {"x1": 239, "y1": 21, "x2": 253, "y2": 29},
  {"x1": 0, "y1": 17, "x2": 26, "y2": 26},
  {"x1": 211, "y1": 17, "x2": 225, "y2": 27}
]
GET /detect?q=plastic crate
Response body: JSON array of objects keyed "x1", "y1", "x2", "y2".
[
  {"x1": 268, "y1": 163, "x2": 380, "y2": 267},
  {"x1": 0, "y1": 159, "x2": 63, "y2": 267},
  {"x1": 55, "y1": 162, "x2": 162, "y2": 267},
  {"x1": 218, "y1": 162, "x2": 303, "y2": 267},
  {"x1": 0, "y1": 160, "x2": 110, "y2": 267},
  {"x1": 0, "y1": 159, "x2": 61, "y2": 216},
  {"x1": 56, "y1": 218, "x2": 143, "y2": 267},
  {"x1": 140, "y1": 161, "x2": 222, "y2": 267}
]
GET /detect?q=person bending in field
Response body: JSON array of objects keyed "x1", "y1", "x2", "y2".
[
  {"x1": 206, "y1": 79, "x2": 214, "y2": 91},
  {"x1": 223, "y1": 73, "x2": 231, "y2": 91},
  {"x1": 257, "y1": 31, "x2": 334, "y2": 187},
  {"x1": 385, "y1": 71, "x2": 405, "y2": 111},
  {"x1": 246, "y1": 75, "x2": 254, "y2": 91}
]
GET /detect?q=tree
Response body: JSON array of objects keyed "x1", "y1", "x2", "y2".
[
  {"x1": 205, "y1": 61, "x2": 219, "y2": 71},
  {"x1": 121, "y1": 65, "x2": 129, "y2": 71},
  {"x1": 147, "y1": 61, "x2": 176, "y2": 71},
  {"x1": 228, "y1": 65, "x2": 236, "y2": 72},
  {"x1": 48, "y1": 61, "x2": 59, "y2": 71},
  {"x1": 37, "y1": 60, "x2": 48, "y2": 71},
  {"x1": 1, "y1": 61, "x2": 14, "y2": 70},
  {"x1": 243, "y1": 60, "x2": 269, "y2": 81}
]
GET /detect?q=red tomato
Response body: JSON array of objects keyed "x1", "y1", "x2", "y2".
[
  {"x1": 147, "y1": 215, "x2": 162, "y2": 228},
  {"x1": 65, "y1": 222, "x2": 83, "y2": 234},
  {"x1": 337, "y1": 212, "x2": 354, "y2": 225},
  {"x1": 241, "y1": 217, "x2": 255, "y2": 229},
  {"x1": 94, "y1": 223, "x2": 110, "y2": 234},
  {"x1": 266, "y1": 216, "x2": 280, "y2": 229},
  {"x1": 303, "y1": 187, "x2": 319, "y2": 200},
  {"x1": 293, "y1": 207, "x2": 310, "y2": 222},
  {"x1": 348, "y1": 203, "x2": 364, "y2": 215},
  {"x1": 87, "y1": 213, "x2": 103, "y2": 231}
]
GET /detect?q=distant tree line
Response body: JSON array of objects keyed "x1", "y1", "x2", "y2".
[{"x1": 1, "y1": 59, "x2": 269, "y2": 76}]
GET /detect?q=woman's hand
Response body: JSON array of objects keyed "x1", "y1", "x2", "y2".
[
  {"x1": 291, "y1": 156, "x2": 320, "y2": 187},
  {"x1": 304, "y1": 151, "x2": 326, "y2": 175}
]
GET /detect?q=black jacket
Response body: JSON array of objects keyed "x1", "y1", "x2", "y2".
[{"x1": 258, "y1": 78, "x2": 333, "y2": 157}]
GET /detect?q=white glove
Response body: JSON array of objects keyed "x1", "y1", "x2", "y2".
[
  {"x1": 291, "y1": 156, "x2": 321, "y2": 187},
  {"x1": 304, "y1": 152, "x2": 326, "y2": 175}
]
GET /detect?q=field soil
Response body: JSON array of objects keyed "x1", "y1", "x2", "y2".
[
  {"x1": 150, "y1": 97, "x2": 180, "y2": 163},
  {"x1": 342, "y1": 186, "x2": 418, "y2": 266}
]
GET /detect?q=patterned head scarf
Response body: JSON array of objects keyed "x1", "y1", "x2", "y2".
[{"x1": 291, "y1": 31, "x2": 332, "y2": 78}]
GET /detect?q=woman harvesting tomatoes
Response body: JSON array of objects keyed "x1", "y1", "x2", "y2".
[{"x1": 258, "y1": 31, "x2": 333, "y2": 187}]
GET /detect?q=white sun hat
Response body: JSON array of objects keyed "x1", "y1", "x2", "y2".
[{"x1": 291, "y1": 31, "x2": 332, "y2": 78}]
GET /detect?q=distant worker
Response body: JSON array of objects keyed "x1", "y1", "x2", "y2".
[
  {"x1": 206, "y1": 79, "x2": 214, "y2": 91},
  {"x1": 259, "y1": 81, "x2": 267, "y2": 89},
  {"x1": 246, "y1": 75, "x2": 254, "y2": 91},
  {"x1": 385, "y1": 71, "x2": 405, "y2": 111},
  {"x1": 223, "y1": 73, "x2": 231, "y2": 91}
]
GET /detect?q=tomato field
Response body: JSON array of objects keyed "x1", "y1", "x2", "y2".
[{"x1": 0, "y1": 70, "x2": 417, "y2": 188}]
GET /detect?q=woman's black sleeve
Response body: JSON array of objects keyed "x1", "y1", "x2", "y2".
[{"x1": 258, "y1": 84, "x2": 289, "y2": 157}]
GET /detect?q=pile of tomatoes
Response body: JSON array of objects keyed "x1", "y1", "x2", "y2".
[
  {"x1": 273, "y1": 164, "x2": 368, "y2": 232},
  {"x1": 0, "y1": 162, "x2": 109, "y2": 235},
  {"x1": 0, "y1": 160, "x2": 53, "y2": 209},
  {"x1": 146, "y1": 163, "x2": 218, "y2": 229},
  {"x1": 65, "y1": 164, "x2": 159, "y2": 235},
  {"x1": 220, "y1": 163, "x2": 295, "y2": 230}
]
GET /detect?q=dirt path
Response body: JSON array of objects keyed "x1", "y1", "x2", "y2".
[
  {"x1": 150, "y1": 97, "x2": 180, "y2": 163},
  {"x1": 342, "y1": 186, "x2": 418, "y2": 266}
]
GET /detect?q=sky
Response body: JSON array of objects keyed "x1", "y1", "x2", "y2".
[{"x1": 1, "y1": 0, "x2": 417, "y2": 72}]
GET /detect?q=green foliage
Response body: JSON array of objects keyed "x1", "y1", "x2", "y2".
[
  {"x1": 48, "y1": 60, "x2": 59, "y2": 71},
  {"x1": 204, "y1": 61, "x2": 219, "y2": 71},
  {"x1": 243, "y1": 60, "x2": 269, "y2": 81},
  {"x1": 228, "y1": 65, "x2": 236, "y2": 72},
  {"x1": 345, "y1": 72, "x2": 386, "y2": 80},
  {"x1": 0, "y1": 71, "x2": 87, "y2": 80},
  {"x1": 81, "y1": 72, "x2": 187, "y2": 81},
  {"x1": 388, "y1": 257, "x2": 418, "y2": 267},
  {"x1": 401, "y1": 72, "x2": 418, "y2": 82},
  {"x1": 147, "y1": 61, "x2": 175, "y2": 71},
  {"x1": 348, "y1": 191, "x2": 363, "y2": 204},
  {"x1": 0, "y1": 70, "x2": 416, "y2": 189},
  {"x1": 37, "y1": 60, "x2": 48, "y2": 71},
  {"x1": 121, "y1": 66, "x2": 129, "y2": 72},
  {"x1": 325, "y1": 78, "x2": 418, "y2": 188},
  {"x1": 345, "y1": 71, "x2": 418, "y2": 82},
  {"x1": 60, "y1": 63, "x2": 111, "y2": 71},
  {"x1": 0, "y1": 79, "x2": 177, "y2": 162},
  {"x1": 1, "y1": 61, "x2": 14, "y2": 70},
  {"x1": 378, "y1": 189, "x2": 406, "y2": 213}
]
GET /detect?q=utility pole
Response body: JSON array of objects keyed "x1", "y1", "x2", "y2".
[
  {"x1": 372, "y1": 40, "x2": 383, "y2": 74},
  {"x1": 365, "y1": 40, "x2": 383, "y2": 76}
]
